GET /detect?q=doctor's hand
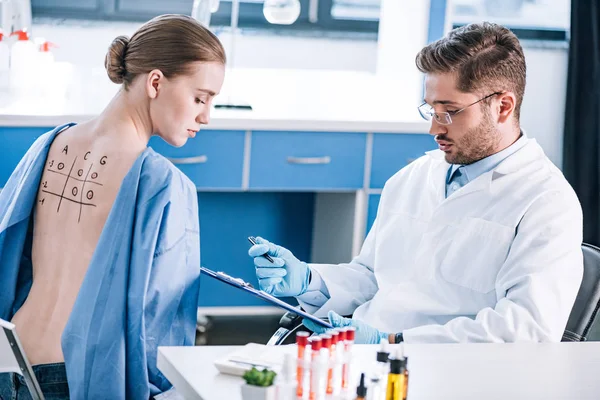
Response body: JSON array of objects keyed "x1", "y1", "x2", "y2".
[
  {"x1": 249, "y1": 236, "x2": 310, "y2": 297},
  {"x1": 302, "y1": 311, "x2": 390, "y2": 345}
]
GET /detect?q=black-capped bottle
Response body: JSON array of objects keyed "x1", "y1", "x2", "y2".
[{"x1": 385, "y1": 356, "x2": 406, "y2": 400}]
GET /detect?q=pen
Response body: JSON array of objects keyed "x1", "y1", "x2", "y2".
[
  {"x1": 248, "y1": 236, "x2": 275, "y2": 263},
  {"x1": 229, "y1": 359, "x2": 273, "y2": 369}
]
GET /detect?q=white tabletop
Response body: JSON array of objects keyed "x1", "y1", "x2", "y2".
[{"x1": 158, "y1": 342, "x2": 600, "y2": 400}]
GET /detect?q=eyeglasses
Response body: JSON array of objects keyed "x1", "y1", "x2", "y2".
[{"x1": 418, "y1": 92, "x2": 503, "y2": 125}]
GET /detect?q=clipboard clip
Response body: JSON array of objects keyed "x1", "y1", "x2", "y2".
[{"x1": 216, "y1": 271, "x2": 254, "y2": 288}]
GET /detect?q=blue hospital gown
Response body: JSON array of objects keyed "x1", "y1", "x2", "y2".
[{"x1": 0, "y1": 124, "x2": 201, "y2": 399}]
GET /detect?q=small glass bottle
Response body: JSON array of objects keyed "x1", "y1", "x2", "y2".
[
  {"x1": 385, "y1": 357, "x2": 406, "y2": 400},
  {"x1": 376, "y1": 338, "x2": 390, "y2": 380},
  {"x1": 403, "y1": 354, "x2": 409, "y2": 400},
  {"x1": 355, "y1": 372, "x2": 368, "y2": 400},
  {"x1": 370, "y1": 338, "x2": 390, "y2": 400},
  {"x1": 395, "y1": 343, "x2": 409, "y2": 400}
]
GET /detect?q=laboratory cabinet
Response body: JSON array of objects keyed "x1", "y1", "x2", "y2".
[
  {"x1": 114, "y1": 0, "x2": 194, "y2": 16},
  {"x1": 31, "y1": 0, "x2": 193, "y2": 20},
  {"x1": 250, "y1": 131, "x2": 367, "y2": 190},
  {"x1": 0, "y1": 126, "x2": 436, "y2": 307},
  {"x1": 31, "y1": 0, "x2": 98, "y2": 11},
  {"x1": 148, "y1": 130, "x2": 246, "y2": 190}
]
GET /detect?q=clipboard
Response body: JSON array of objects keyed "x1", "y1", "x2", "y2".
[{"x1": 200, "y1": 267, "x2": 334, "y2": 329}]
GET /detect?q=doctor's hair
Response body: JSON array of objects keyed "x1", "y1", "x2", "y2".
[
  {"x1": 415, "y1": 22, "x2": 526, "y2": 122},
  {"x1": 105, "y1": 14, "x2": 226, "y2": 89}
]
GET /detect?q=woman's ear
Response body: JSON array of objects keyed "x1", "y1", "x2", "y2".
[{"x1": 146, "y1": 69, "x2": 164, "y2": 99}]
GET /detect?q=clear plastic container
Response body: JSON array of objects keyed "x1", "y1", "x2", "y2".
[
  {"x1": 9, "y1": 30, "x2": 36, "y2": 94},
  {"x1": 36, "y1": 41, "x2": 59, "y2": 98},
  {"x1": 0, "y1": 31, "x2": 9, "y2": 90},
  {"x1": 275, "y1": 353, "x2": 298, "y2": 400},
  {"x1": 191, "y1": 0, "x2": 212, "y2": 27},
  {"x1": 38, "y1": 41, "x2": 57, "y2": 65}
]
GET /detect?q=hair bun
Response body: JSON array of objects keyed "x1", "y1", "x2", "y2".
[{"x1": 105, "y1": 35, "x2": 130, "y2": 84}]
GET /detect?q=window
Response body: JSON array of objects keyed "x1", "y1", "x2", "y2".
[
  {"x1": 447, "y1": 0, "x2": 570, "y2": 41},
  {"x1": 32, "y1": 0, "x2": 381, "y2": 34},
  {"x1": 211, "y1": 0, "x2": 379, "y2": 33},
  {"x1": 331, "y1": 0, "x2": 380, "y2": 22}
]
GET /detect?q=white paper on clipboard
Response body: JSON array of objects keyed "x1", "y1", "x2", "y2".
[{"x1": 214, "y1": 343, "x2": 285, "y2": 377}]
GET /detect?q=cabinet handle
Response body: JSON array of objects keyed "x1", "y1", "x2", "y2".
[
  {"x1": 167, "y1": 155, "x2": 208, "y2": 165},
  {"x1": 286, "y1": 156, "x2": 331, "y2": 165}
]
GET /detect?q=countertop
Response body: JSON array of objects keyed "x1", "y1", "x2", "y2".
[
  {"x1": 158, "y1": 342, "x2": 600, "y2": 400},
  {"x1": 0, "y1": 65, "x2": 430, "y2": 133}
]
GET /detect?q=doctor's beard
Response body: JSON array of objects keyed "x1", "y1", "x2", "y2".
[{"x1": 444, "y1": 107, "x2": 502, "y2": 165}]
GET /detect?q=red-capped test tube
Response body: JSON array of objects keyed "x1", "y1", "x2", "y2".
[
  {"x1": 336, "y1": 329, "x2": 347, "y2": 392},
  {"x1": 296, "y1": 331, "x2": 309, "y2": 398},
  {"x1": 320, "y1": 334, "x2": 332, "y2": 396},
  {"x1": 326, "y1": 330, "x2": 340, "y2": 395},
  {"x1": 308, "y1": 337, "x2": 322, "y2": 400},
  {"x1": 342, "y1": 327, "x2": 356, "y2": 389}
]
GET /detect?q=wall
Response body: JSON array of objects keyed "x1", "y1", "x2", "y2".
[
  {"x1": 32, "y1": 9, "x2": 568, "y2": 167},
  {"x1": 376, "y1": 0, "x2": 569, "y2": 168},
  {"x1": 31, "y1": 20, "x2": 378, "y2": 72},
  {"x1": 519, "y1": 46, "x2": 569, "y2": 168}
]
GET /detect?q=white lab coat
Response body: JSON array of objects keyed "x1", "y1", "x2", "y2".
[{"x1": 306, "y1": 138, "x2": 583, "y2": 343}]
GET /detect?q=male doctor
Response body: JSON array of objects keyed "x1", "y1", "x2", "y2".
[{"x1": 249, "y1": 22, "x2": 584, "y2": 344}]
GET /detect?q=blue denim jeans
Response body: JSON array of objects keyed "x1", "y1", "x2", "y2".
[{"x1": 0, "y1": 363, "x2": 69, "y2": 400}]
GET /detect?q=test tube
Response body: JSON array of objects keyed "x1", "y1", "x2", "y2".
[
  {"x1": 296, "y1": 331, "x2": 309, "y2": 398},
  {"x1": 342, "y1": 327, "x2": 356, "y2": 390},
  {"x1": 336, "y1": 328, "x2": 347, "y2": 394},
  {"x1": 326, "y1": 331, "x2": 338, "y2": 395},
  {"x1": 309, "y1": 336, "x2": 322, "y2": 400},
  {"x1": 320, "y1": 334, "x2": 332, "y2": 397}
]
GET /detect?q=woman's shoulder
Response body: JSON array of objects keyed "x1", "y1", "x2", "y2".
[
  {"x1": 138, "y1": 149, "x2": 197, "y2": 205},
  {"x1": 138, "y1": 150, "x2": 199, "y2": 251}
]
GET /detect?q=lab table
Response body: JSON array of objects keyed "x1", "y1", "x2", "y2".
[{"x1": 157, "y1": 342, "x2": 600, "y2": 400}]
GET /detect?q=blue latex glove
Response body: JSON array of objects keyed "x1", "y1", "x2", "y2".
[
  {"x1": 302, "y1": 311, "x2": 390, "y2": 344},
  {"x1": 248, "y1": 236, "x2": 310, "y2": 297}
]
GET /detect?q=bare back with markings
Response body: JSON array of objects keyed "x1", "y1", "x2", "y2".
[{"x1": 11, "y1": 123, "x2": 146, "y2": 365}]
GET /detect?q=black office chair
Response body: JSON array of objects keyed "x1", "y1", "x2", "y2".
[
  {"x1": 561, "y1": 243, "x2": 600, "y2": 342},
  {"x1": 267, "y1": 243, "x2": 600, "y2": 345},
  {"x1": 266, "y1": 310, "x2": 310, "y2": 345}
]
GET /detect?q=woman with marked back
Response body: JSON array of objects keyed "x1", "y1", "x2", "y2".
[{"x1": 0, "y1": 14, "x2": 225, "y2": 399}]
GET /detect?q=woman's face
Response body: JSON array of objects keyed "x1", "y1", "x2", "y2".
[{"x1": 149, "y1": 61, "x2": 225, "y2": 147}]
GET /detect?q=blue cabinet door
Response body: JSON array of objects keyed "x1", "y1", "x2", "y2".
[
  {"x1": 370, "y1": 133, "x2": 437, "y2": 188},
  {"x1": 0, "y1": 127, "x2": 52, "y2": 188},
  {"x1": 148, "y1": 130, "x2": 245, "y2": 189},
  {"x1": 250, "y1": 131, "x2": 367, "y2": 190},
  {"x1": 197, "y1": 192, "x2": 314, "y2": 307}
]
